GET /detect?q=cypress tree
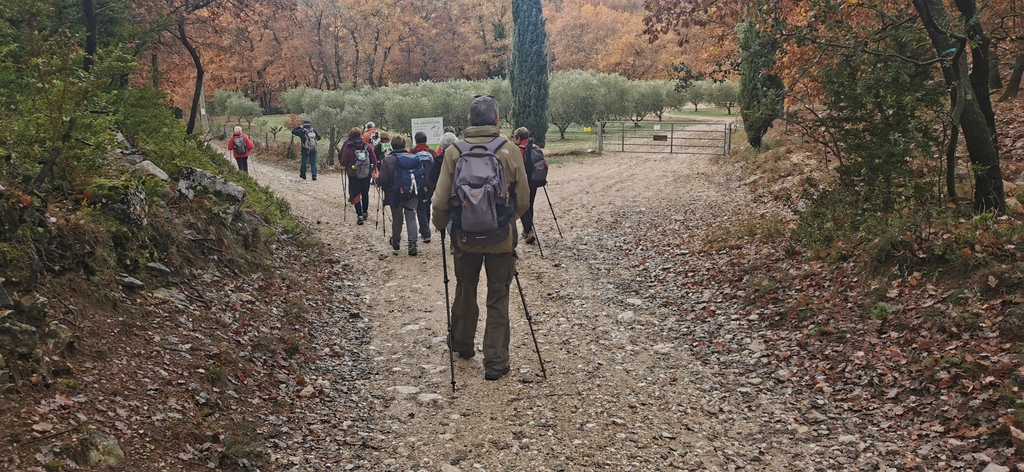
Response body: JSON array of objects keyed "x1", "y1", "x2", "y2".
[
  {"x1": 510, "y1": 0, "x2": 549, "y2": 147},
  {"x1": 738, "y1": 15, "x2": 784, "y2": 149}
]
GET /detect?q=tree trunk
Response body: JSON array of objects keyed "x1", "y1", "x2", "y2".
[
  {"x1": 998, "y1": 53, "x2": 1024, "y2": 101},
  {"x1": 955, "y1": 0, "x2": 996, "y2": 135},
  {"x1": 83, "y1": 0, "x2": 96, "y2": 72},
  {"x1": 327, "y1": 126, "x2": 337, "y2": 166},
  {"x1": 178, "y1": 20, "x2": 204, "y2": 135},
  {"x1": 945, "y1": 123, "x2": 959, "y2": 201},
  {"x1": 31, "y1": 118, "x2": 76, "y2": 190},
  {"x1": 913, "y1": 0, "x2": 1005, "y2": 213},
  {"x1": 989, "y1": 42, "x2": 1003, "y2": 90},
  {"x1": 151, "y1": 53, "x2": 160, "y2": 87}
]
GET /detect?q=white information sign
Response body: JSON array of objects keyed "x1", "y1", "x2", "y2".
[{"x1": 411, "y1": 117, "x2": 444, "y2": 149}]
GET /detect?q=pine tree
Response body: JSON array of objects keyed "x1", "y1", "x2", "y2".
[{"x1": 510, "y1": 0, "x2": 550, "y2": 147}]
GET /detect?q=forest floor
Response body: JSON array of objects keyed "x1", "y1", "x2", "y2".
[{"x1": 247, "y1": 123, "x2": 1020, "y2": 471}]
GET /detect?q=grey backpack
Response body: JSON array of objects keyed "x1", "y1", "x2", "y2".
[
  {"x1": 353, "y1": 142, "x2": 372, "y2": 179},
  {"x1": 449, "y1": 138, "x2": 513, "y2": 246}
]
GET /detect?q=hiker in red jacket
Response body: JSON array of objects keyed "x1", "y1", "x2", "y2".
[{"x1": 228, "y1": 126, "x2": 254, "y2": 174}]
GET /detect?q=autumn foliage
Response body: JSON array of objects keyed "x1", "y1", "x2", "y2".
[{"x1": 134, "y1": 0, "x2": 692, "y2": 113}]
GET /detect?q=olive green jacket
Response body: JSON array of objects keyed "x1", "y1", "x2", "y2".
[{"x1": 431, "y1": 125, "x2": 530, "y2": 253}]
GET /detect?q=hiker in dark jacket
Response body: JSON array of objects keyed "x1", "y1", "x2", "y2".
[
  {"x1": 376, "y1": 135, "x2": 419, "y2": 256},
  {"x1": 428, "y1": 131, "x2": 458, "y2": 188},
  {"x1": 411, "y1": 132, "x2": 435, "y2": 243},
  {"x1": 374, "y1": 131, "x2": 392, "y2": 167},
  {"x1": 514, "y1": 127, "x2": 542, "y2": 244},
  {"x1": 339, "y1": 127, "x2": 378, "y2": 225},
  {"x1": 291, "y1": 120, "x2": 321, "y2": 180},
  {"x1": 430, "y1": 95, "x2": 529, "y2": 381}
]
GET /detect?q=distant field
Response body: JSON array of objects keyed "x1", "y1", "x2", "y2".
[{"x1": 206, "y1": 106, "x2": 738, "y2": 158}]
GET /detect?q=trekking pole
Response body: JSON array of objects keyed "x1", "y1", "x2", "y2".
[
  {"x1": 342, "y1": 175, "x2": 348, "y2": 222},
  {"x1": 440, "y1": 232, "x2": 457, "y2": 392},
  {"x1": 513, "y1": 271, "x2": 547, "y2": 379},
  {"x1": 534, "y1": 229, "x2": 544, "y2": 258},
  {"x1": 249, "y1": 154, "x2": 258, "y2": 178},
  {"x1": 381, "y1": 188, "x2": 387, "y2": 239},
  {"x1": 374, "y1": 187, "x2": 380, "y2": 230},
  {"x1": 542, "y1": 187, "x2": 563, "y2": 239}
]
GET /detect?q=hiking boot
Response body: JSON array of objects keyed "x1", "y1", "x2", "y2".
[
  {"x1": 312, "y1": 176, "x2": 317, "y2": 181},
  {"x1": 524, "y1": 232, "x2": 536, "y2": 244},
  {"x1": 484, "y1": 368, "x2": 510, "y2": 381},
  {"x1": 455, "y1": 350, "x2": 475, "y2": 360},
  {"x1": 357, "y1": 216, "x2": 364, "y2": 225},
  {"x1": 408, "y1": 245, "x2": 418, "y2": 256},
  {"x1": 423, "y1": 235, "x2": 431, "y2": 243},
  {"x1": 390, "y1": 240, "x2": 400, "y2": 255}
]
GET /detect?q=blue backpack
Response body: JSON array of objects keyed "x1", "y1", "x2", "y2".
[{"x1": 393, "y1": 152, "x2": 425, "y2": 201}]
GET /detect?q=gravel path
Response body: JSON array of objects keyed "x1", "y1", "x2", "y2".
[{"x1": 245, "y1": 136, "x2": 913, "y2": 471}]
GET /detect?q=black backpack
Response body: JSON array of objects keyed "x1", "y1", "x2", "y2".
[{"x1": 522, "y1": 138, "x2": 548, "y2": 185}]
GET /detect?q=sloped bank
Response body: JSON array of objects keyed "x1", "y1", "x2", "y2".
[{"x1": 0, "y1": 140, "x2": 370, "y2": 470}]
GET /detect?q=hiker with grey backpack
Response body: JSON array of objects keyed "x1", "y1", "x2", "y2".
[
  {"x1": 430, "y1": 95, "x2": 530, "y2": 382},
  {"x1": 340, "y1": 127, "x2": 378, "y2": 225},
  {"x1": 228, "y1": 126, "x2": 254, "y2": 174},
  {"x1": 291, "y1": 120, "x2": 321, "y2": 180}
]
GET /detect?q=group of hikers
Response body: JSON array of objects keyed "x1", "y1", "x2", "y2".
[{"x1": 230, "y1": 96, "x2": 550, "y2": 382}]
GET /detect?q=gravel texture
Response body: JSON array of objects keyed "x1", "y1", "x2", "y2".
[{"x1": 249, "y1": 131, "x2": 1009, "y2": 471}]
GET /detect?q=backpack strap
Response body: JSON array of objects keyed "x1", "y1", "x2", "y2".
[{"x1": 452, "y1": 137, "x2": 507, "y2": 155}]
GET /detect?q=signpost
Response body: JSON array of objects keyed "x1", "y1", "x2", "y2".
[{"x1": 411, "y1": 117, "x2": 444, "y2": 150}]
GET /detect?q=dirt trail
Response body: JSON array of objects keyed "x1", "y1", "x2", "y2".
[{"x1": 245, "y1": 133, "x2": 881, "y2": 471}]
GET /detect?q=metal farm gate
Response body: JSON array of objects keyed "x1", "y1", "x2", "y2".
[{"x1": 597, "y1": 121, "x2": 735, "y2": 155}]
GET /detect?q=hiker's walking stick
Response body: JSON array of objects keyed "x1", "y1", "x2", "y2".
[
  {"x1": 542, "y1": 187, "x2": 563, "y2": 239},
  {"x1": 374, "y1": 186, "x2": 380, "y2": 230},
  {"x1": 513, "y1": 271, "x2": 547, "y2": 379},
  {"x1": 534, "y1": 228, "x2": 544, "y2": 258},
  {"x1": 440, "y1": 232, "x2": 457, "y2": 392},
  {"x1": 342, "y1": 174, "x2": 348, "y2": 222}
]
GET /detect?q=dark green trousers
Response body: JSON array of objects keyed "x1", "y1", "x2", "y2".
[{"x1": 450, "y1": 251, "x2": 517, "y2": 375}]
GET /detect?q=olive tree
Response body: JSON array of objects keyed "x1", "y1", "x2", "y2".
[
  {"x1": 548, "y1": 70, "x2": 599, "y2": 139},
  {"x1": 708, "y1": 81, "x2": 739, "y2": 114},
  {"x1": 625, "y1": 80, "x2": 666, "y2": 124}
]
